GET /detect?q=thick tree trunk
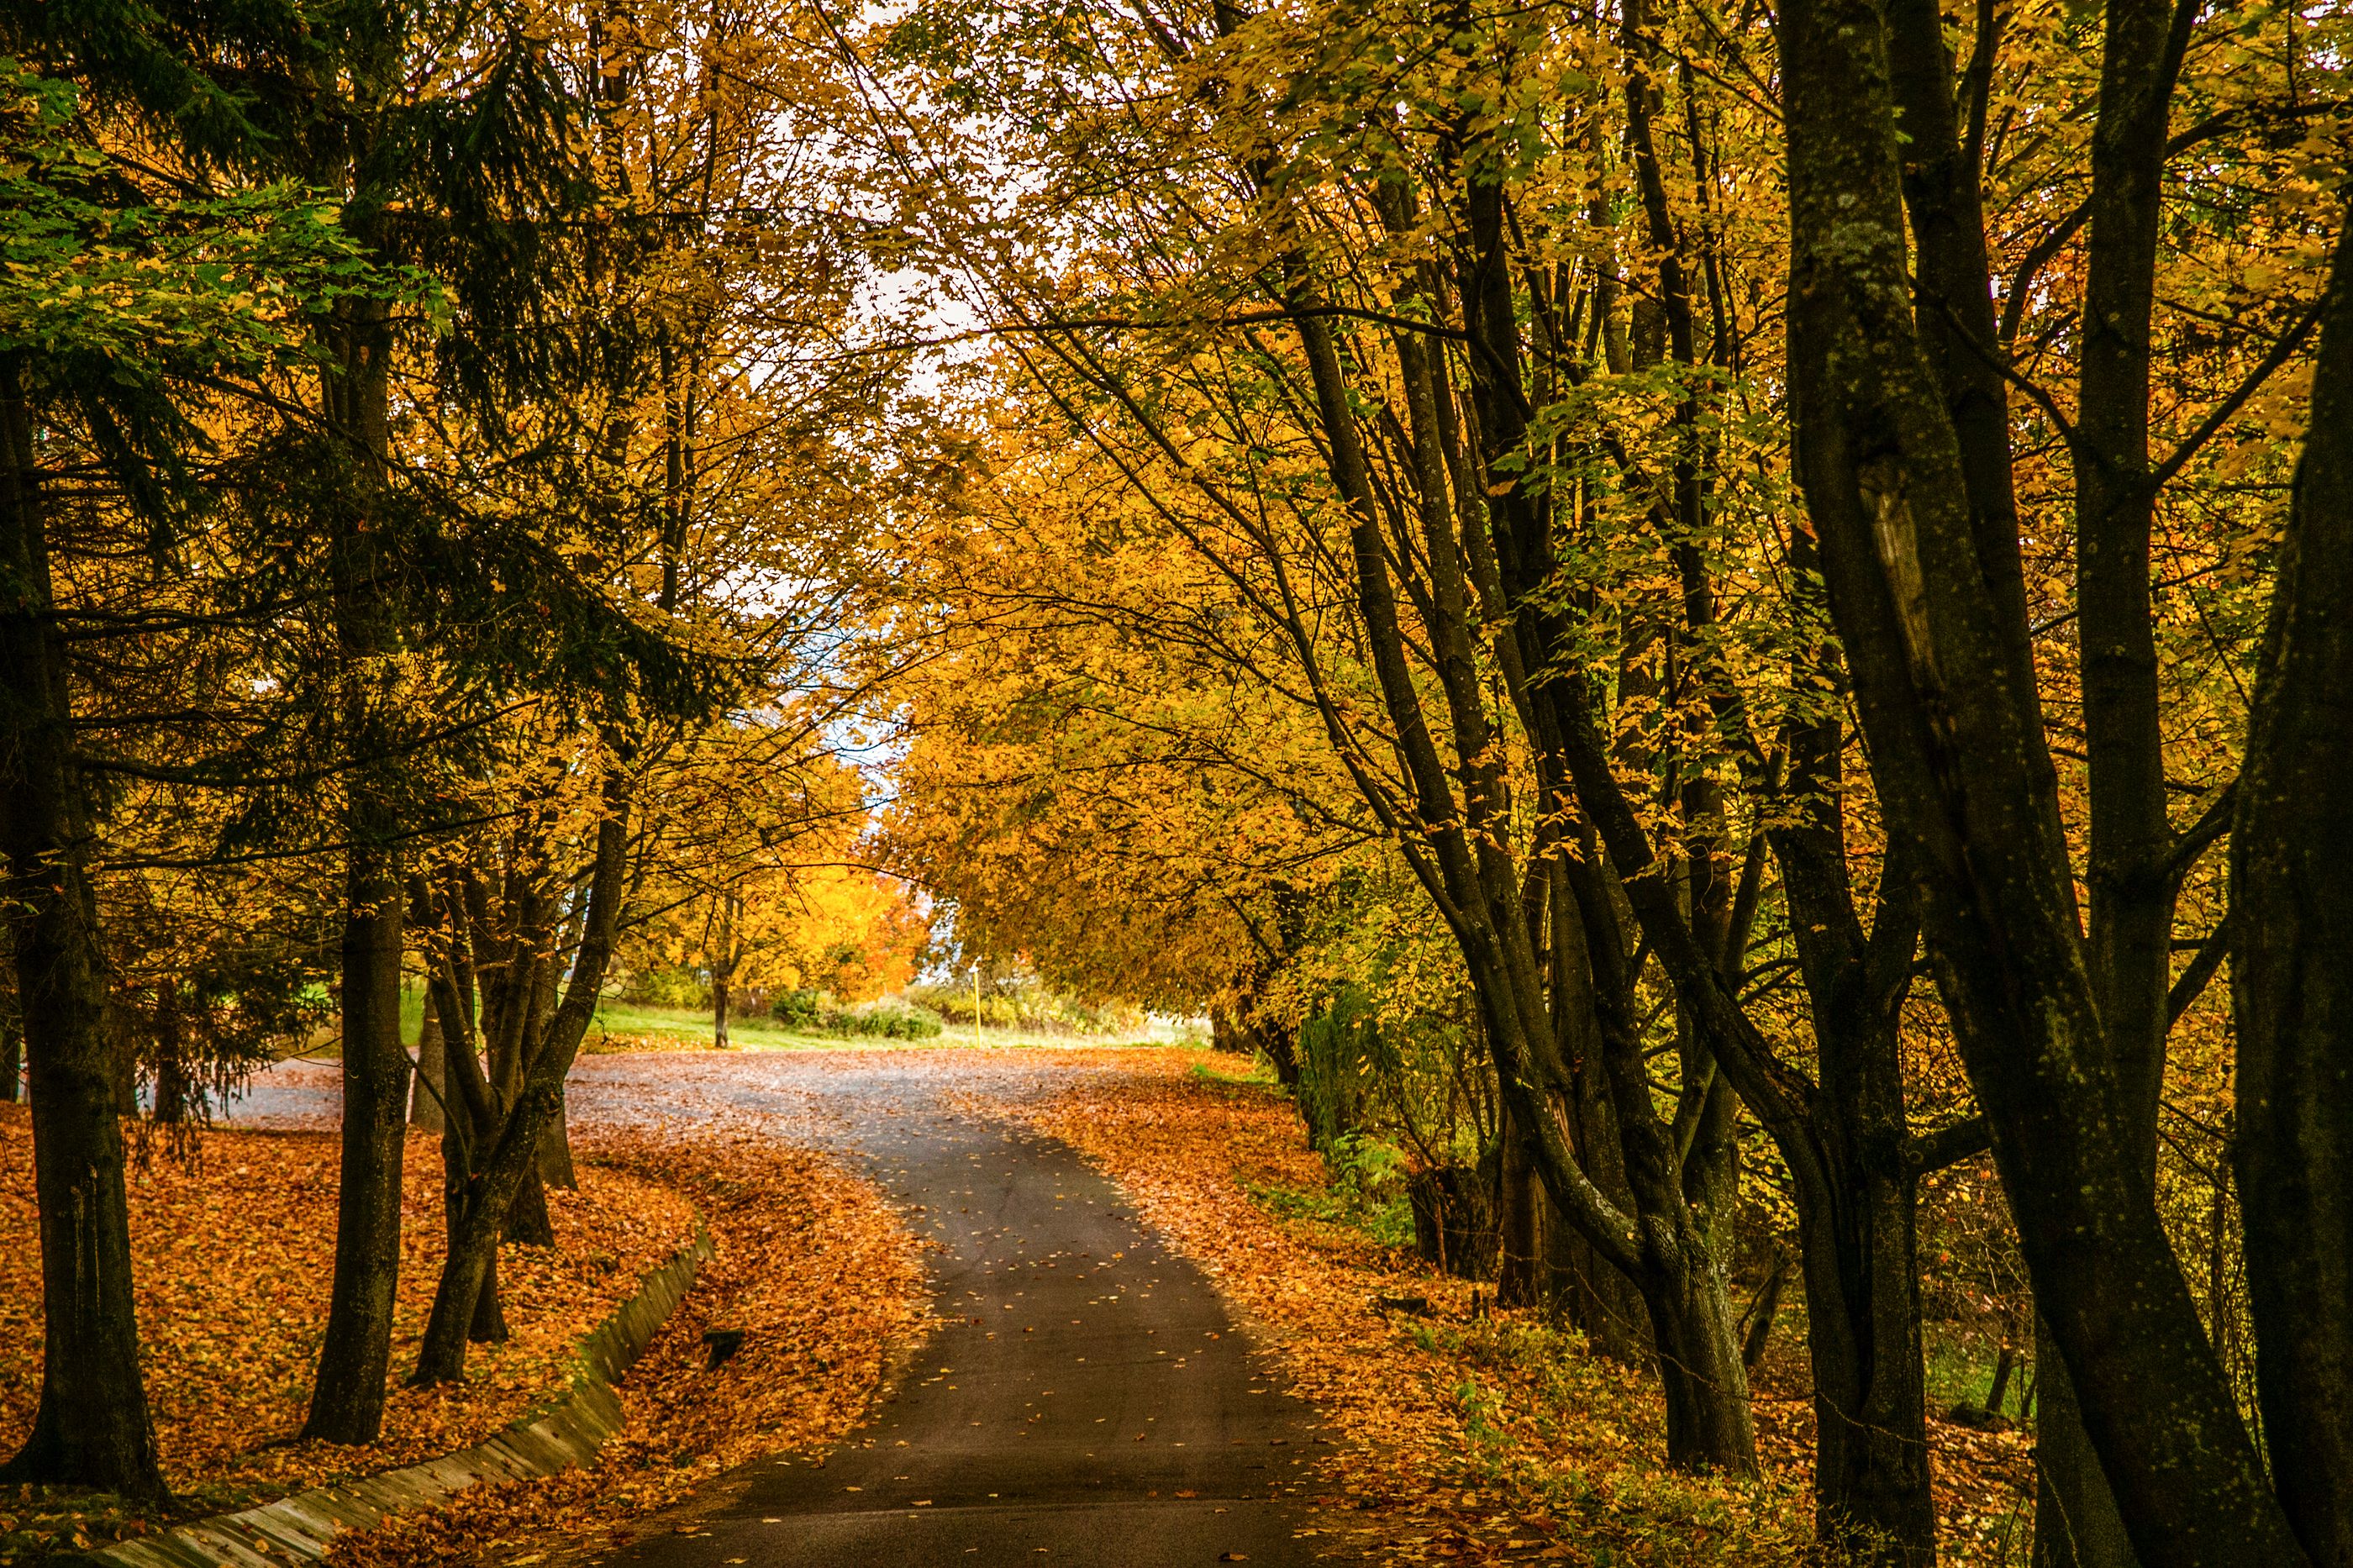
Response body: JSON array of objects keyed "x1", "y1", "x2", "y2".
[
  {"x1": 1645, "y1": 1256, "x2": 1757, "y2": 1473},
  {"x1": 302, "y1": 291, "x2": 413, "y2": 1449},
  {"x1": 151, "y1": 987, "x2": 189, "y2": 1128},
  {"x1": 537, "y1": 1093, "x2": 576, "y2": 1191},
  {"x1": 2035, "y1": 1336, "x2": 2136, "y2": 1568},
  {"x1": 712, "y1": 965, "x2": 731, "y2": 1050},
  {"x1": 0, "y1": 351, "x2": 166, "y2": 1499},
  {"x1": 1494, "y1": 1108, "x2": 1545, "y2": 1308},
  {"x1": 2230, "y1": 211, "x2": 2353, "y2": 1568}
]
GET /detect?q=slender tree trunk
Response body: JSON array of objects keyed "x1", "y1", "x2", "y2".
[
  {"x1": 1763, "y1": 576, "x2": 1941, "y2": 1568},
  {"x1": 1550, "y1": 873, "x2": 1648, "y2": 1364},
  {"x1": 434, "y1": 1076, "x2": 506, "y2": 1344},
  {"x1": 0, "y1": 351, "x2": 166, "y2": 1499},
  {"x1": 2040, "y1": 7, "x2": 2197, "y2": 1561},
  {"x1": 411, "y1": 989, "x2": 446, "y2": 1134},
  {"x1": 532, "y1": 902, "x2": 577, "y2": 1189},
  {"x1": 0, "y1": 1018, "x2": 19, "y2": 1103},
  {"x1": 2230, "y1": 211, "x2": 2353, "y2": 1568},
  {"x1": 302, "y1": 288, "x2": 413, "y2": 1448},
  {"x1": 712, "y1": 893, "x2": 736, "y2": 1050},
  {"x1": 1984, "y1": 1343, "x2": 2018, "y2": 1418}
]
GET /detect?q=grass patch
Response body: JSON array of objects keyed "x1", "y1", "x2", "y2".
[
  {"x1": 1249, "y1": 1132, "x2": 1418, "y2": 1250},
  {"x1": 1187, "y1": 1056, "x2": 1283, "y2": 1092},
  {"x1": 580, "y1": 999, "x2": 1175, "y2": 1054},
  {"x1": 1924, "y1": 1321, "x2": 2029, "y2": 1419}
]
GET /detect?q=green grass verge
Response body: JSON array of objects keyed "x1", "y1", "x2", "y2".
[{"x1": 579, "y1": 998, "x2": 1177, "y2": 1054}]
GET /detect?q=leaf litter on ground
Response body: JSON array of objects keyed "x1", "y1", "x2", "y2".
[
  {"x1": 965, "y1": 1047, "x2": 2032, "y2": 1566},
  {"x1": 0, "y1": 1102, "x2": 697, "y2": 1564},
  {"x1": 324, "y1": 1102, "x2": 926, "y2": 1568}
]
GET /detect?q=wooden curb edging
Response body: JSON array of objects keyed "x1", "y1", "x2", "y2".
[{"x1": 97, "y1": 1224, "x2": 717, "y2": 1568}]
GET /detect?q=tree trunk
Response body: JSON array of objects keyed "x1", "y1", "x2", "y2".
[
  {"x1": 506, "y1": 1164, "x2": 556, "y2": 1248},
  {"x1": 411, "y1": 990, "x2": 446, "y2": 1134},
  {"x1": 302, "y1": 288, "x2": 413, "y2": 1449},
  {"x1": 1740, "y1": 1253, "x2": 1791, "y2": 1372},
  {"x1": 431, "y1": 1043, "x2": 506, "y2": 1344},
  {"x1": 2229, "y1": 210, "x2": 2353, "y2": 1568},
  {"x1": 1645, "y1": 1255, "x2": 1758, "y2": 1474},
  {"x1": 1776, "y1": 2, "x2": 2305, "y2": 1562},
  {"x1": 303, "y1": 848, "x2": 408, "y2": 1444},
  {"x1": 0, "y1": 350, "x2": 166, "y2": 1499},
  {"x1": 1796, "y1": 1129, "x2": 1935, "y2": 1568},
  {"x1": 0, "y1": 1018, "x2": 19, "y2": 1103},
  {"x1": 413, "y1": 767, "x2": 631, "y2": 1386},
  {"x1": 1494, "y1": 1108, "x2": 1544, "y2": 1308},
  {"x1": 2033, "y1": 1335, "x2": 2136, "y2": 1568},
  {"x1": 1553, "y1": 953, "x2": 1649, "y2": 1364},
  {"x1": 467, "y1": 1241, "x2": 508, "y2": 1343},
  {"x1": 537, "y1": 1092, "x2": 576, "y2": 1190},
  {"x1": 712, "y1": 893, "x2": 736, "y2": 1050},
  {"x1": 152, "y1": 987, "x2": 189, "y2": 1128}
]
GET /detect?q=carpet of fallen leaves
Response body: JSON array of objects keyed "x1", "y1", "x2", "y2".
[
  {"x1": 324, "y1": 1112, "x2": 927, "y2": 1568},
  {"x1": 0, "y1": 1102, "x2": 697, "y2": 1560},
  {"x1": 978, "y1": 1053, "x2": 2035, "y2": 1567}
]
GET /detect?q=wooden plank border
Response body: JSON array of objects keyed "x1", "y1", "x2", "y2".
[{"x1": 97, "y1": 1223, "x2": 716, "y2": 1568}]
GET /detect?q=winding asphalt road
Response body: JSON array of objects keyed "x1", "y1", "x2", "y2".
[{"x1": 236, "y1": 1051, "x2": 1345, "y2": 1566}]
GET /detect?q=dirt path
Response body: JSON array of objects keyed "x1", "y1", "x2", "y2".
[{"x1": 234, "y1": 1050, "x2": 1345, "y2": 1566}]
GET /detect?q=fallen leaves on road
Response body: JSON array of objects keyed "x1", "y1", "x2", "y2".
[
  {"x1": 0, "y1": 1102, "x2": 695, "y2": 1561},
  {"x1": 971, "y1": 1054, "x2": 1932, "y2": 1565},
  {"x1": 324, "y1": 1110, "x2": 926, "y2": 1568}
]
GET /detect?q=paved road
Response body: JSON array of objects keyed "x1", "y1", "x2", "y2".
[{"x1": 234, "y1": 1051, "x2": 1344, "y2": 1566}]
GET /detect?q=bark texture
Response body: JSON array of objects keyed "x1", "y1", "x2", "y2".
[
  {"x1": 301, "y1": 281, "x2": 414, "y2": 1449},
  {"x1": 2231, "y1": 210, "x2": 2353, "y2": 1568},
  {"x1": 1775, "y1": 1, "x2": 2304, "y2": 1562},
  {"x1": 0, "y1": 350, "x2": 166, "y2": 1499}
]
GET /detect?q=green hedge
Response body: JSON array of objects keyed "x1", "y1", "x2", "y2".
[{"x1": 770, "y1": 991, "x2": 945, "y2": 1039}]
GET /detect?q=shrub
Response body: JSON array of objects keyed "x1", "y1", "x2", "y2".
[
  {"x1": 770, "y1": 987, "x2": 823, "y2": 1029},
  {"x1": 621, "y1": 965, "x2": 710, "y2": 1010},
  {"x1": 819, "y1": 997, "x2": 945, "y2": 1039}
]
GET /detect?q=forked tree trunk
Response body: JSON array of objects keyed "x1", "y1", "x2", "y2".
[
  {"x1": 0, "y1": 351, "x2": 166, "y2": 1499},
  {"x1": 413, "y1": 772, "x2": 632, "y2": 1386},
  {"x1": 1777, "y1": 1, "x2": 2305, "y2": 1560}
]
